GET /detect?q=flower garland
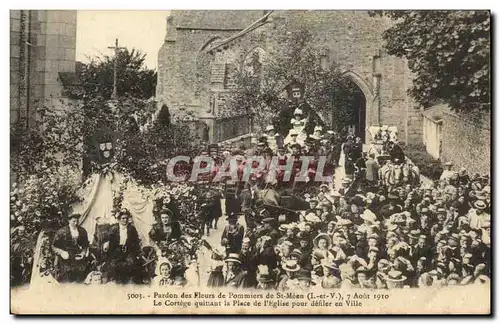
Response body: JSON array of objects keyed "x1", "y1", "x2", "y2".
[{"x1": 10, "y1": 166, "x2": 82, "y2": 286}]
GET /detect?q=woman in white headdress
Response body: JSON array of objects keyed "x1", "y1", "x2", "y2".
[{"x1": 151, "y1": 258, "x2": 173, "y2": 286}]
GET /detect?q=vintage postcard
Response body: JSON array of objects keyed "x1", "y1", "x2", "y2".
[{"x1": 10, "y1": 9, "x2": 491, "y2": 315}]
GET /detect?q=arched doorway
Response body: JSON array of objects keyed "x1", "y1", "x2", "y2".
[{"x1": 331, "y1": 72, "x2": 373, "y2": 143}]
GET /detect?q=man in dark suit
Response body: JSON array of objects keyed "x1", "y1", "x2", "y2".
[
  {"x1": 199, "y1": 191, "x2": 218, "y2": 235},
  {"x1": 212, "y1": 189, "x2": 223, "y2": 230},
  {"x1": 240, "y1": 181, "x2": 256, "y2": 230},
  {"x1": 221, "y1": 213, "x2": 245, "y2": 255},
  {"x1": 240, "y1": 238, "x2": 258, "y2": 288},
  {"x1": 352, "y1": 137, "x2": 363, "y2": 162},
  {"x1": 411, "y1": 235, "x2": 433, "y2": 267},
  {"x1": 224, "y1": 253, "x2": 249, "y2": 289},
  {"x1": 255, "y1": 218, "x2": 280, "y2": 246}
]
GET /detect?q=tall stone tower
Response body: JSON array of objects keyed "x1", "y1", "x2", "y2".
[
  {"x1": 10, "y1": 10, "x2": 78, "y2": 127},
  {"x1": 156, "y1": 10, "x2": 422, "y2": 145}
]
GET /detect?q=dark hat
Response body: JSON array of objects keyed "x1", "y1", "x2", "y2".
[
  {"x1": 297, "y1": 232, "x2": 311, "y2": 241},
  {"x1": 226, "y1": 212, "x2": 239, "y2": 221},
  {"x1": 296, "y1": 269, "x2": 315, "y2": 283},
  {"x1": 356, "y1": 266, "x2": 369, "y2": 274},
  {"x1": 262, "y1": 147, "x2": 273, "y2": 155},
  {"x1": 68, "y1": 213, "x2": 81, "y2": 220},
  {"x1": 290, "y1": 249, "x2": 303, "y2": 259},
  {"x1": 289, "y1": 143, "x2": 302, "y2": 150},
  {"x1": 257, "y1": 273, "x2": 274, "y2": 283},
  {"x1": 224, "y1": 253, "x2": 241, "y2": 264},
  {"x1": 117, "y1": 209, "x2": 132, "y2": 219},
  {"x1": 349, "y1": 196, "x2": 365, "y2": 207},
  {"x1": 160, "y1": 208, "x2": 174, "y2": 218}
]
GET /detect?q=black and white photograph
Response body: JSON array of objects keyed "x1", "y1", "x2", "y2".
[{"x1": 9, "y1": 8, "x2": 491, "y2": 315}]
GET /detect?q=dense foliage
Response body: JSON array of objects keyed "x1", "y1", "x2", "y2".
[
  {"x1": 10, "y1": 44, "x2": 198, "y2": 285},
  {"x1": 402, "y1": 143, "x2": 444, "y2": 180},
  {"x1": 370, "y1": 11, "x2": 490, "y2": 111},
  {"x1": 227, "y1": 29, "x2": 363, "y2": 134},
  {"x1": 73, "y1": 48, "x2": 157, "y2": 100}
]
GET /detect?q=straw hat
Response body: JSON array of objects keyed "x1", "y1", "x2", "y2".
[
  {"x1": 336, "y1": 218, "x2": 353, "y2": 227},
  {"x1": 385, "y1": 270, "x2": 407, "y2": 282},
  {"x1": 408, "y1": 229, "x2": 422, "y2": 239},
  {"x1": 360, "y1": 210, "x2": 378, "y2": 224},
  {"x1": 474, "y1": 200, "x2": 487, "y2": 210},
  {"x1": 265, "y1": 125, "x2": 275, "y2": 132},
  {"x1": 313, "y1": 233, "x2": 332, "y2": 249},
  {"x1": 282, "y1": 259, "x2": 301, "y2": 272}
]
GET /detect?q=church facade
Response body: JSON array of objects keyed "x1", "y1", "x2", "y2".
[{"x1": 156, "y1": 10, "x2": 423, "y2": 146}]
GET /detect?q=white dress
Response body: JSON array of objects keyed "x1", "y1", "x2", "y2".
[
  {"x1": 338, "y1": 143, "x2": 346, "y2": 167},
  {"x1": 291, "y1": 119, "x2": 307, "y2": 145}
]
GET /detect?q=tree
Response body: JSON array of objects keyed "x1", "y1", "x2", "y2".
[
  {"x1": 73, "y1": 48, "x2": 157, "y2": 100},
  {"x1": 227, "y1": 29, "x2": 360, "y2": 135},
  {"x1": 10, "y1": 45, "x2": 195, "y2": 285},
  {"x1": 370, "y1": 10, "x2": 490, "y2": 112}
]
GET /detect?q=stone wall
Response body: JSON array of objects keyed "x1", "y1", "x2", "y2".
[
  {"x1": 10, "y1": 10, "x2": 77, "y2": 126},
  {"x1": 440, "y1": 109, "x2": 491, "y2": 176},
  {"x1": 276, "y1": 10, "x2": 423, "y2": 143},
  {"x1": 156, "y1": 10, "x2": 423, "y2": 144}
]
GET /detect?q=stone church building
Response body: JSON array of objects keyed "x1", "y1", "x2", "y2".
[
  {"x1": 10, "y1": 10, "x2": 78, "y2": 127},
  {"x1": 157, "y1": 10, "x2": 423, "y2": 146}
]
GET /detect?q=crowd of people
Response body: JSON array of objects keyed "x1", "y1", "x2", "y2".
[
  {"x1": 48, "y1": 110, "x2": 491, "y2": 290},
  {"x1": 198, "y1": 121, "x2": 491, "y2": 291}
]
